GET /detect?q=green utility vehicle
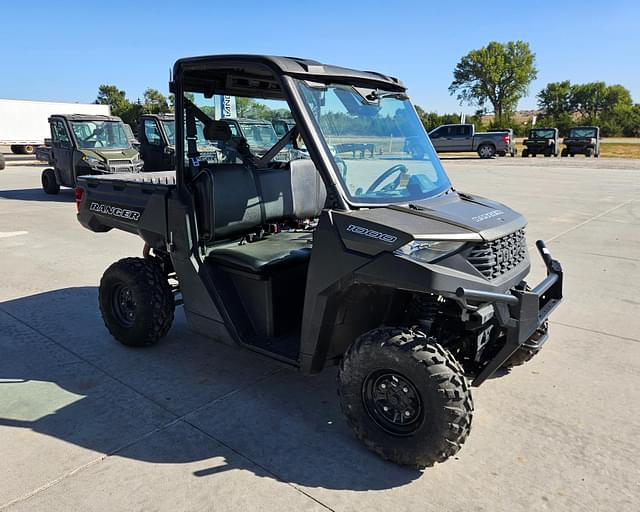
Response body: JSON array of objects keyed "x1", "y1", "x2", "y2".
[
  {"x1": 40, "y1": 114, "x2": 142, "y2": 194},
  {"x1": 522, "y1": 128, "x2": 559, "y2": 157}
]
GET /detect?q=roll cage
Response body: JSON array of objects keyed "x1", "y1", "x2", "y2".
[{"x1": 170, "y1": 54, "x2": 406, "y2": 211}]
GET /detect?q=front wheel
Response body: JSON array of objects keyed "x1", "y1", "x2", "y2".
[
  {"x1": 338, "y1": 327, "x2": 473, "y2": 468},
  {"x1": 99, "y1": 257, "x2": 175, "y2": 347},
  {"x1": 41, "y1": 168, "x2": 60, "y2": 194},
  {"x1": 477, "y1": 144, "x2": 496, "y2": 159}
]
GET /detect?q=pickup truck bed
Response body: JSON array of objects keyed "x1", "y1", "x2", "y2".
[{"x1": 76, "y1": 171, "x2": 176, "y2": 248}]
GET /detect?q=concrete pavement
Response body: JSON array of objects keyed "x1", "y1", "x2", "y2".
[{"x1": 0, "y1": 157, "x2": 639, "y2": 511}]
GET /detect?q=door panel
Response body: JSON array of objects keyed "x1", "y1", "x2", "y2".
[{"x1": 50, "y1": 120, "x2": 74, "y2": 185}]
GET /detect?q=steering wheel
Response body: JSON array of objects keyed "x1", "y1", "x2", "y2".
[{"x1": 366, "y1": 164, "x2": 408, "y2": 194}]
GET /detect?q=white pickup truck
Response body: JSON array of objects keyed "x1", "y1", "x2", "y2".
[{"x1": 426, "y1": 123, "x2": 512, "y2": 159}]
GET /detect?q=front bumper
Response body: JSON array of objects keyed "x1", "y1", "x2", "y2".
[{"x1": 456, "y1": 240, "x2": 563, "y2": 386}]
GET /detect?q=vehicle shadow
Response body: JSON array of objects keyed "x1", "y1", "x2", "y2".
[
  {"x1": 0, "y1": 188, "x2": 74, "y2": 202},
  {"x1": 0, "y1": 287, "x2": 422, "y2": 492}
]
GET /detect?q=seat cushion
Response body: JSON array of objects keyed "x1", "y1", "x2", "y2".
[{"x1": 207, "y1": 232, "x2": 313, "y2": 273}]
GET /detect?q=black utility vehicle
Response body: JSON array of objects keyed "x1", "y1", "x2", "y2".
[
  {"x1": 138, "y1": 113, "x2": 177, "y2": 171},
  {"x1": 522, "y1": 128, "x2": 559, "y2": 157},
  {"x1": 561, "y1": 126, "x2": 600, "y2": 157},
  {"x1": 40, "y1": 114, "x2": 142, "y2": 194},
  {"x1": 75, "y1": 55, "x2": 563, "y2": 468}
]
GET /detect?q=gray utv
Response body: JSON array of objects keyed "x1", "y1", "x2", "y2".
[{"x1": 75, "y1": 54, "x2": 563, "y2": 468}]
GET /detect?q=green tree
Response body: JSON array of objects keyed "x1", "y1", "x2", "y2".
[
  {"x1": 449, "y1": 41, "x2": 538, "y2": 126},
  {"x1": 143, "y1": 88, "x2": 170, "y2": 114},
  {"x1": 95, "y1": 84, "x2": 129, "y2": 116}
]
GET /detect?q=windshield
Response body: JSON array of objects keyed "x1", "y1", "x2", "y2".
[
  {"x1": 162, "y1": 120, "x2": 176, "y2": 145},
  {"x1": 71, "y1": 121, "x2": 131, "y2": 150},
  {"x1": 238, "y1": 122, "x2": 279, "y2": 149},
  {"x1": 530, "y1": 129, "x2": 555, "y2": 139},
  {"x1": 296, "y1": 81, "x2": 451, "y2": 205},
  {"x1": 568, "y1": 127, "x2": 597, "y2": 138}
]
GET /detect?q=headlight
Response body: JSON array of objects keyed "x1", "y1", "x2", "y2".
[
  {"x1": 82, "y1": 155, "x2": 103, "y2": 166},
  {"x1": 394, "y1": 240, "x2": 465, "y2": 263}
]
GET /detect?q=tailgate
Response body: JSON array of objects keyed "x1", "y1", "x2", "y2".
[{"x1": 76, "y1": 172, "x2": 175, "y2": 248}]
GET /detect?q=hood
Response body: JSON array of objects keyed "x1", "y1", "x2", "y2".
[
  {"x1": 333, "y1": 191, "x2": 526, "y2": 256},
  {"x1": 81, "y1": 148, "x2": 139, "y2": 161}
]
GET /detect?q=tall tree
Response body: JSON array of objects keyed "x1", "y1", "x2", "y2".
[
  {"x1": 95, "y1": 84, "x2": 129, "y2": 116},
  {"x1": 449, "y1": 41, "x2": 537, "y2": 125},
  {"x1": 143, "y1": 88, "x2": 170, "y2": 114}
]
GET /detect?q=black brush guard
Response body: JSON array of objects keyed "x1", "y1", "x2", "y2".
[{"x1": 456, "y1": 240, "x2": 563, "y2": 386}]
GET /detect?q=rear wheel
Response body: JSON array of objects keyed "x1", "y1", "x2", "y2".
[
  {"x1": 585, "y1": 148, "x2": 594, "y2": 158},
  {"x1": 338, "y1": 327, "x2": 473, "y2": 468},
  {"x1": 521, "y1": 149, "x2": 529, "y2": 158},
  {"x1": 477, "y1": 144, "x2": 496, "y2": 159},
  {"x1": 41, "y1": 168, "x2": 60, "y2": 194},
  {"x1": 99, "y1": 257, "x2": 175, "y2": 347},
  {"x1": 561, "y1": 148, "x2": 568, "y2": 157}
]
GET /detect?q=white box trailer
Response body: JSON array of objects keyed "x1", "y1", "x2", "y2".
[{"x1": 0, "y1": 99, "x2": 111, "y2": 154}]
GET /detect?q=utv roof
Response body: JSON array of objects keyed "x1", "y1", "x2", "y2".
[
  {"x1": 50, "y1": 114, "x2": 123, "y2": 122},
  {"x1": 172, "y1": 54, "x2": 406, "y2": 98},
  {"x1": 142, "y1": 113, "x2": 175, "y2": 120}
]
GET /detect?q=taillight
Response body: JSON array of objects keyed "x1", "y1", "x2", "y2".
[
  {"x1": 502, "y1": 134, "x2": 510, "y2": 144},
  {"x1": 75, "y1": 187, "x2": 84, "y2": 212}
]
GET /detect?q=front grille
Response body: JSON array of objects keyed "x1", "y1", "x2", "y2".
[
  {"x1": 468, "y1": 229, "x2": 527, "y2": 280},
  {"x1": 108, "y1": 159, "x2": 133, "y2": 166}
]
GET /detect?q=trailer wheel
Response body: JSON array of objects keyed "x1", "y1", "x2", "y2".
[
  {"x1": 99, "y1": 257, "x2": 175, "y2": 347},
  {"x1": 338, "y1": 327, "x2": 473, "y2": 468},
  {"x1": 41, "y1": 168, "x2": 60, "y2": 194},
  {"x1": 477, "y1": 144, "x2": 496, "y2": 159}
]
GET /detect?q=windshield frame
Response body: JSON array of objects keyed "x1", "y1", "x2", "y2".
[
  {"x1": 69, "y1": 120, "x2": 132, "y2": 150},
  {"x1": 292, "y1": 79, "x2": 451, "y2": 208}
]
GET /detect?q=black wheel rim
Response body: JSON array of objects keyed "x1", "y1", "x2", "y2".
[
  {"x1": 111, "y1": 284, "x2": 137, "y2": 328},
  {"x1": 362, "y1": 370, "x2": 423, "y2": 436}
]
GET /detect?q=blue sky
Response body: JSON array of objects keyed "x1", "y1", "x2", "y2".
[{"x1": 2, "y1": 0, "x2": 638, "y2": 113}]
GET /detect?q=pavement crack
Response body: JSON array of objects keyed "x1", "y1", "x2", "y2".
[
  {"x1": 544, "y1": 198, "x2": 638, "y2": 244},
  {"x1": 550, "y1": 320, "x2": 640, "y2": 344}
]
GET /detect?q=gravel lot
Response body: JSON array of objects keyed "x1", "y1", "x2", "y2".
[{"x1": 1, "y1": 156, "x2": 639, "y2": 511}]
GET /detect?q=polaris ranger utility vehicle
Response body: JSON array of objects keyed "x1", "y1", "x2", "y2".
[
  {"x1": 75, "y1": 54, "x2": 563, "y2": 468},
  {"x1": 138, "y1": 113, "x2": 177, "y2": 171},
  {"x1": 522, "y1": 128, "x2": 559, "y2": 157},
  {"x1": 138, "y1": 113, "x2": 224, "y2": 171},
  {"x1": 561, "y1": 126, "x2": 600, "y2": 157},
  {"x1": 40, "y1": 114, "x2": 142, "y2": 194}
]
